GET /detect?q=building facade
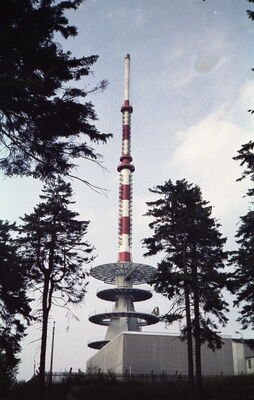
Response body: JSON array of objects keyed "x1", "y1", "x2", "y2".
[{"x1": 87, "y1": 332, "x2": 253, "y2": 376}]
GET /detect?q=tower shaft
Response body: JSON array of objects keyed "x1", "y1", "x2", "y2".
[
  {"x1": 117, "y1": 54, "x2": 134, "y2": 263},
  {"x1": 88, "y1": 55, "x2": 158, "y2": 351}
]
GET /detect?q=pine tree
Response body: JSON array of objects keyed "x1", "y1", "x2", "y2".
[
  {"x1": 230, "y1": 1, "x2": 254, "y2": 331},
  {"x1": 143, "y1": 179, "x2": 228, "y2": 400},
  {"x1": 0, "y1": 0, "x2": 111, "y2": 180},
  {"x1": 19, "y1": 178, "x2": 94, "y2": 385},
  {"x1": 0, "y1": 220, "x2": 31, "y2": 388},
  {"x1": 231, "y1": 211, "x2": 254, "y2": 328},
  {"x1": 233, "y1": 141, "x2": 254, "y2": 196},
  {"x1": 231, "y1": 140, "x2": 254, "y2": 328}
]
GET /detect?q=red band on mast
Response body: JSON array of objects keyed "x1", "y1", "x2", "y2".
[{"x1": 117, "y1": 54, "x2": 134, "y2": 263}]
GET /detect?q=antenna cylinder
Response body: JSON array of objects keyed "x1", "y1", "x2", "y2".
[
  {"x1": 124, "y1": 54, "x2": 130, "y2": 102},
  {"x1": 118, "y1": 55, "x2": 134, "y2": 262}
]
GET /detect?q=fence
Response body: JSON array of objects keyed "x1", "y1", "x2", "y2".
[{"x1": 42, "y1": 371, "x2": 189, "y2": 385}]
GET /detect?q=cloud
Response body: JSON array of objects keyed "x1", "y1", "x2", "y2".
[
  {"x1": 171, "y1": 68, "x2": 197, "y2": 88},
  {"x1": 169, "y1": 101, "x2": 252, "y2": 222},
  {"x1": 239, "y1": 79, "x2": 254, "y2": 110},
  {"x1": 133, "y1": 9, "x2": 149, "y2": 27}
]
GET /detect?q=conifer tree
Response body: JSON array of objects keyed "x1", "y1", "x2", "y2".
[
  {"x1": 143, "y1": 179, "x2": 228, "y2": 400},
  {"x1": 234, "y1": 141, "x2": 254, "y2": 196},
  {"x1": 230, "y1": 1, "x2": 254, "y2": 330},
  {"x1": 230, "y1": 211, "x2": 254, "y2": 328},
  {"x1": 19, "y1": 178, "x2": 94, "y2": 384},
  {"x1": 232, "y1": 141, "x2": 254, "y2": 329},
  {"x1": 0, "y1": 0, "x2": 111, "y2": 180},
  {"x1": 0, "y1": 220, "x2": 31, "y2": 387}
]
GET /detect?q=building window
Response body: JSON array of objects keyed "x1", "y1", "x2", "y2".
[{"x1": 248, "y1": 359, "x2": 251, "y2": 369}]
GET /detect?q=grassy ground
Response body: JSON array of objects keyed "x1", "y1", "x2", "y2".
[{"x1": 5, "y1": 374, "x2": 254, "y2": 400}]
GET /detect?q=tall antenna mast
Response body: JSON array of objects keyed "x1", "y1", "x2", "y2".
[
  {"x1": 88, "y1": 55, "x2": 158, "y2": 351},
  {"x1": 117, "y1": 54, "x2": 134, "y2": 262}
]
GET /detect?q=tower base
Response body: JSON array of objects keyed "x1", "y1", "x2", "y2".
[{"x1": 87, "y1": 331, "x2": 236, "y2": 376}]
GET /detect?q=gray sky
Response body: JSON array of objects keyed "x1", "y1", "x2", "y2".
[{"x1": 1, "y1": 0, "x2": 254, "y2": 380}]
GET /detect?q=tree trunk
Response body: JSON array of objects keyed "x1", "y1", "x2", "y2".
[
  {"x1": 39, "y1": 276, "x2": 50, "y2": 388},
  {"x1": 183, "y1": 241, "x2": 196, "y2": 400},
  {"x1": 39, "y1": 218, "x2": 56, "y2": 391},
  {"x1": 193, "y1": 291, "x2": 203, "y2": 399},
  {"x1": 184, "y1": 284, "x2": 195, "y2": 399},
  {"x1": 193, "y1": 260, "x2": 203, "y2": 400}
]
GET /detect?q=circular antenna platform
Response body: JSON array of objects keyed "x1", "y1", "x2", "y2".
[
  {"x1": 89, "y1": 311, "x2": 159, "y2": 326},
  {"x1": 97, "y1": 287, "x2": 152, "y2": 302},
  {"x1": 87, "y1": 340, "x2": 109, "y2": 350},
  {"x1": 90, "y1": 262, "x2": 156, "y2": 284}
]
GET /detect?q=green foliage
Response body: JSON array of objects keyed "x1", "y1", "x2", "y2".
[
  {"x1": 6, "y1": 376, "x2": 254, "y2": 400},
  {"x1": 0, "y1": 0, "x2": 111, "y2": 179},
  {"x1": 233, "y1": 141, "x2": 254, "y2": 196},
  {"x1": 19, "y1": 178, "x2": 93, "y2": 305},
  {"x1": 0, "y1": 350, "x2": 18, "y2": 394},
  {"x1": 232, "y1": 53, "x2": 254, "y2": 328},
  {"x1": 229, "y1": 0, "x2": 254, "y2": 333},
  {"x1": 247, "y1": 0, "x2": 254, "y2": 24},
  {"x1": 230, "y1": 210, "x2": 254, "y2": 328},
  {"x1": 19, "y1": 177, "x2": 94, "y2": 379},
  {"x1": 143, "y1": 179, "x2": 228, "y2": 347},
  {"x1": 0, "y1": 220, "x2": 31, "y2": 372}
]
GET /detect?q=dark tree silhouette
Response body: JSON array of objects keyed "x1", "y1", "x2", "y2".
[
  {"x1": 247, "y1": 1, "x2": 254, "y2": 52},
  {"x1": 0, "y1": 0, "x2": 111, "y2": 180},
  {"x1": 230, "y1": 211, "x2": 254, "y2": 329},
  {"x1": 0, "y1": 220, "x2": 31, "y2": 389},
  {"x1": 143, "y1": 179, "x2": 228, "y2": 400},
  {"x1": 233, "y1": 2, "x2": 254, "y2": 187},
  {"x1": 231, "y1": 132, "x2": 254, "y2": 329},
  {"x1": 19, "y1": 178, "x2": 94, "y2": 385},
  {"x1": 234, "y1": 141, "x2": 254, "y2": 196},
  {"x1": 232, "y1": 0, "x2": 254, "y2": 329}
]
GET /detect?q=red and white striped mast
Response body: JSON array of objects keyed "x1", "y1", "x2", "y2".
[
  {"x1": 88, "y1": 55, "x2": 159, "y2": 351},
  {"x1": 117, "y1": 54, "x2": 135, "y2": 263}
]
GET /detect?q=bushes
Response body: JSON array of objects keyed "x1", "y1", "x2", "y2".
[{"x1": 5, "y1": 374, "x2": 254, "y2": 400}]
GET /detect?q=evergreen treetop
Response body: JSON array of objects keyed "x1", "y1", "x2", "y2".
[
  {"x1": 0, "y1": 220, "x2": 31, "y2": 369},
  {"x1": 0, "y1": 0, "x2": 111, "y2": 179},
  {"x1": 20, "y1": 178, "x2": 93, "y2": 304},
  {"x1": 19, "y1": 177, "x2": 94, "y2": 381},
  {"x1": 143, "y1": 179, "x2": 228, "y2": 344}
]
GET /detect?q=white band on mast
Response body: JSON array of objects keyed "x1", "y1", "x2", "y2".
[
  {"x1": 118, "y1": 54, "x2": 134, "y2": 263},
  {"x1": 124, "y1": 54, "x2": 130, "y2": 101}
]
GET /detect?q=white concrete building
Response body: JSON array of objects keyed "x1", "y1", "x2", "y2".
[
  {"x1": 87, "y1": 331, "x2": 254, "y2": 376},
  {"x1": 245, "y1": 342, "x2": 254, "y2": 374}
]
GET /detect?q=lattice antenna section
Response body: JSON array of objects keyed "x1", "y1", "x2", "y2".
[
  {"x1": 117, "y1": 54, "x2": 134, "y2": 263},
  {"x1": 118, "y1": 173, "x2": 133, "y2": 249}
]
